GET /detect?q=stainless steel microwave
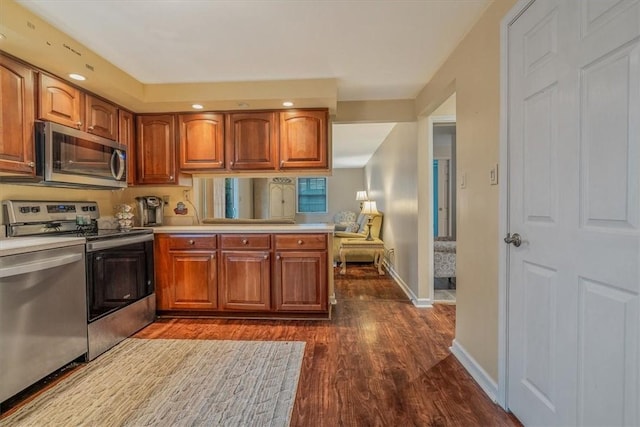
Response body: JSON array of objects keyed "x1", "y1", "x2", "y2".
[{"x1": 1, "y1": 121, "x2": 127, "y2": 189}]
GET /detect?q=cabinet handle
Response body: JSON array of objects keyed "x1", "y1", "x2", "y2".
[
  {"x1": 242, "y1": 239, "x2": 248, "y2": 245},
  {"x1": 188, "y1": 240, "x2": 195, "y2": 245},
  {"x1": 297, "y1": 239, "x2": 303, "y2": 245}
]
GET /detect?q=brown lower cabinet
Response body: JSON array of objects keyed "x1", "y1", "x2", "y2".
[{"x1": 154, "y1": 232, "x2": 329, "y2": 318}]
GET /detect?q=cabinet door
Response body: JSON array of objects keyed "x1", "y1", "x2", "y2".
[
  {"x1": 274, "y1": 251, "x2": 327, "y2": 312},
  {"x1": 0, "y1": 55, "x2": 35, "y2": 175},
  {"x1": 279, "y1": 110, "x2": 328, "y2": 169},
  {"x1": 118, "y1": 109, "x2": 136, "y2": 185},
  {"x1": 226, "y1": 112, "x2": 278, "y2": 170},
  {"x1": 85, "y1": 95, "x2": 118, "y2": 140},
  {"x1": 38, "y1": 74, "x2": 82, "y2": 129},
  {"x1": 219, "y1": 250, "x2": 271, "y2": 311},
  {"x1": 166, "y1": 250, "x2": 218, "y2": 310},
  {"x1": 178, "y1": 113, "x2": 225, "y2": 170},
  {"x1": 136, "y1": 115, "x2": 176, "y2": 184},
  {"x1": 269, "y1": 183, "x2": 296, "y2": 219}
]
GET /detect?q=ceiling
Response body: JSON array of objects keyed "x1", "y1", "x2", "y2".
[{"x1": 14, "y1": 0, "x2": 484, "y2": 167}]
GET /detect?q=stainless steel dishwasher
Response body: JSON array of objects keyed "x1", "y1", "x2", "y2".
[{"x1": 0, "y1": 242, "x2": 88, "y2": 403}]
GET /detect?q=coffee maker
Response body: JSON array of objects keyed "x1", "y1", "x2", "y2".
[{"x1": 135, "y1": 196, "x2": 165, "y2": 226}]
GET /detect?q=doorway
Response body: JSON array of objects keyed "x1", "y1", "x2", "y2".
[{"x1": 431, "y1": 117, "x2": 457, "y2": 303}]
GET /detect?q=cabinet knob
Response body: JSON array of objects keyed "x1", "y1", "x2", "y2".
[
  {"x1": 88, "y1": 125, "x2": 95, "y2": 131},
  {"x1": 276, "y1": 254, "x2": 281, "y2": 260},
  {"x1": 76, "y1": 121, "x2": 82, "y2": 129},
  {"x1": 27, "y1": 161, "x2": 35, "y2": 168},
  {"x1": 169, "y1": 175, "x2": 174, "y2": 180},
  {"x1": 211, "y1": 254, "x2": 215, "y2": 260},
  {"x1": 188, "y1": 240, "x2": 195, "y2": 245},
  {"x1": 263, "y1": 254, "x2": 268, "y2": 259},
  {"x1": 242, "y1": 239, "x2": 248, "y2": 245},
  {"x1": 297, "y1": 240, "x2": 303, "y2": 245},
  {"x1": 280, "y1": 160, "x2": 284, "y2": 167},
  {"x1": 230, "y1": 161, "x2": 234, "y2": 166}
]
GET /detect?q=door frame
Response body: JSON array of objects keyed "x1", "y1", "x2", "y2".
[
  {"x1": 497, "y1": 0, "x2": 537, "y2": 411},
  {"x1": 427, "y1": 114, "x2": 456, "y2": 304}
]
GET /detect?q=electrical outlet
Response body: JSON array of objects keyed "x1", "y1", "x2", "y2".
[{"x1": 183, "y1": 189, "x2": 190, "y2": 201}]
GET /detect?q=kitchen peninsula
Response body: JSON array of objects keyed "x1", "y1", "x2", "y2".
[{"x1": 154, "y1": 223, "x2": 334, "y2": 319}]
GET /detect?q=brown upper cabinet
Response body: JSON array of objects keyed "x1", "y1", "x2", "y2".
[
  {"x1": 39, "y1": 74, "x2": 118, "y2": 140},
  {"x1": 179, "y1": 113, "x2": 225, "y2": 170},
  {"x1": 279, "y1": 110, "x2": 328, "y2": 170},
  {"x1": 0, "y1": 55, "x2": 36, "y2": 175},
  {"x1": 136, "y1": 114, "x2": 177, "y2": 185},
  {"x1": 118, "y1": 109, "x2": 136, "y2": 185},
  {"x1": 226, "y1": 112, "x2": 278, "y2": 171}
]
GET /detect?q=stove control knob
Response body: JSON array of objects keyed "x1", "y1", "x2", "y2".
[
  {"x1": 31, "y1": 206, "x2": 40, "y2": 213},
  {"x1": 20, "y1": 207, "x2": 30, "y2": 214},
  {"x1": 82, "y1": 206, "x2": 89, "y2": 211},
  {"x1": 89, "y1": 206, "x2": 96, "y2": 211}
]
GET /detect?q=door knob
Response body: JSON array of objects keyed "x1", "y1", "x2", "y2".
[{"x1": 504, "y1": 233, "x2": 522, "y2": 247}]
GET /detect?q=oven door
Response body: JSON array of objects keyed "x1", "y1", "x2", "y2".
[{"x1": 86, "y1": 234, "x2": 154, "y2": 322}]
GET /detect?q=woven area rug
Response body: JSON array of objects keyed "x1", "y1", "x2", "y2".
[{"x1": 2, "y1": 338, "x2": 305, "y2": 426}]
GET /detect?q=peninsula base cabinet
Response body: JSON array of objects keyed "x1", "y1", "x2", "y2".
[
  {"x1": 155, "y1": 234, "x2": 218, "y2": 310},
  {"x1": 154, "y1": 232, "x2": 331, "y2": 319}
]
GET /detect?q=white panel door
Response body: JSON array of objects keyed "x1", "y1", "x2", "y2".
[
  {"x1": 437, "y1": 160, "x2": 450, "y2": 235},
  {"x1": 506, "y1": 0, "x2": 640, "y2": 425}
]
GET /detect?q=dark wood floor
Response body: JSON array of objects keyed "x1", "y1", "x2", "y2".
[{"x1": 137, "y1": 265, "x2": 522, "y2": 427}]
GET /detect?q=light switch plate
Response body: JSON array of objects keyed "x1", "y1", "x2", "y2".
[{"x1": 490, "y1": 164, "x2": 499, "y2": 185}]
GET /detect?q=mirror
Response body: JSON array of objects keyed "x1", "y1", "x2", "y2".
[{"x1": 193, "y1": 177, "x2": 298, "y2": 220}]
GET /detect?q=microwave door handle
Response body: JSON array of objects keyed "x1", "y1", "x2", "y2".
[{"x1": 111, "y1": 149, "x2": 125, "y2": 181}]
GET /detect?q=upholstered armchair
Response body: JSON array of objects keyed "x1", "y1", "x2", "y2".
[
  {"x1": 333, "y1": 212, "x2": 383, "y2": 262},
  {"x1": 434, "y1": 236, "x2": 456, "y2": 280}
]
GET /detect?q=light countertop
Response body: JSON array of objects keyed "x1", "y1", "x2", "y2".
[
  {"x1": 153, "y1": 223, "x2": 335, "y2": 234},
  {"x1": 0, "y1": 236, "x2": 86, "y2": 257}
]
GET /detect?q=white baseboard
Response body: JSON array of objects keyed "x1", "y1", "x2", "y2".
[
  {"x1": 383, "y1": 260, "x2": 432, "y2": 308},
  {"x1": 450, "y1": 339, "x2": 498, "y2": 403}
]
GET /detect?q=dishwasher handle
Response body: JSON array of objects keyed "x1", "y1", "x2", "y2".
[{"x1": 0, "y1": 253, "x2": 83, "y2": 278}]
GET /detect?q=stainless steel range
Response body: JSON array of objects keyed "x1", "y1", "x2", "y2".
[{"x1": 2, "y1": 200, "x2": 156, "y2": 361}]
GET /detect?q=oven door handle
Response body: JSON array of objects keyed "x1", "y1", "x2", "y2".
[
  {"x1": 0, "y1": 253, "x2": 83, "y2": 278},
  {"x1": 86, "y1": 234, "x2": 154, "y2": 252}
]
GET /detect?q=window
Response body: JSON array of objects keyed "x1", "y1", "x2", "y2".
[{"x1": 297, "y1": 177, "x2": 327, "y2": 213}]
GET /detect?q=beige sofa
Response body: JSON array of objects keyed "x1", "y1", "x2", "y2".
[{"x1": 333, "y1": 213, "x2": 383, "y2": 262}]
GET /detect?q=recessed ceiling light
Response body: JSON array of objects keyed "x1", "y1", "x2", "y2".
[
  {"x1": 282, "y1": 101, "x2": 294, "y2": 107},
  {"x1": 68, "y1": 73, "x2": 86, "y2": 81},
  {"x1": 192, "y1": 104, "x2": 204, "y2": 110}
]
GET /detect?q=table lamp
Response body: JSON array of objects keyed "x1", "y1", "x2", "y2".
[
  {"x1": 356, "y1": 190, "x2": 368, "y2": 209},
  {"x1": 360, "y1": 200, "x2": 379, "y2": 240}
]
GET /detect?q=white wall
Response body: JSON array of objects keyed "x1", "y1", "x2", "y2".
[
  {"x1": 364, "y1": 123, "x2": 419, "y2": 294},
  {"x1": 295, "y1": 168, "x2": 365, "y2": 224}
]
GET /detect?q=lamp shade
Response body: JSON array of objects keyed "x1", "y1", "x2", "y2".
[
  {"x1": 355, "y1": 190, "x2": 368, "y2": 201},
  {"x1": 361, "y1": 200, "x2": 379, "y2": 215}
]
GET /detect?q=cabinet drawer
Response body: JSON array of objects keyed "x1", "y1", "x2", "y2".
[
  {"x1": 220, "y1": 234, "x2": 271, "y2": 250},
  {"x1": 168, "y1": 235, "x2": 217, "y2": 250},
  {"x1": 275, "y1": 234, "x2": 327, "y2": 250}
]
